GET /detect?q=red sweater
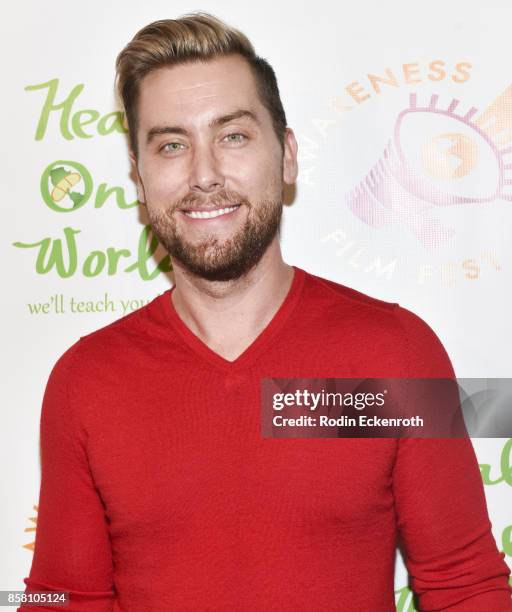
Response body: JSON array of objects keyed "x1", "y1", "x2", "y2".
[{"x1": 20, "y1": 266, "x2": 512, "y2": 611}]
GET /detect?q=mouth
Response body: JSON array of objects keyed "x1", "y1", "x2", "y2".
[{"x1": 181, "y1": 204, "x2": 241, "y2": 220}]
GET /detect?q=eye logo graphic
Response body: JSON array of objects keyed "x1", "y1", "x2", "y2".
[
  {"x1": 40, "y1": 159, "x2": 93, "y2": 213},
  {"x1": 346, "y1": 86, "x2": 512, "y2": 248}
]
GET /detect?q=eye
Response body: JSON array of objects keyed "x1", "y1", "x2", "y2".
[
  {"x1": 160, "y1": 142, "x2": 185, "y2": 153},
  {"x1": 223, "y1": 133, "x2": 247, "y2": 143}
]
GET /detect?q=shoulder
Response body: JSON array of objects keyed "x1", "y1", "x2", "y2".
[
  {"x1": 303, "y1": 269, "x2": 398, "y2": 313},
  {"x1": 47, "y1": 290, "x2": 170, "y2": 379},
  {"x1": 300, "y1": 268, "x2": 455, "y2": 377}
]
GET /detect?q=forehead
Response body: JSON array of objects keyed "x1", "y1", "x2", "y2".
[{"x1": 137, "y1": 55, "x2": 263, "y2": 129}]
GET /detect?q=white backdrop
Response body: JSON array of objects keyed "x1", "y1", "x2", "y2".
[{"x1": 2, "y1": 1, "x2": 511, "y2": 608}]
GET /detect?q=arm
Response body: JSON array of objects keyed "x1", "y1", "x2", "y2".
[
  {"x1": 18, "y1": 345, "x2": 116, "y2": 611},
  {"x1": 392, "y1": 307, "x2": 512, "y2": 611}
]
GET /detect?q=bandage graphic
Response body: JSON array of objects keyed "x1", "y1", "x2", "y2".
[
  {"x1": 346, "y1": 87, "x2": 512, "y2": 248},
  {"x1": 49, "y1": 166, "x2": 84, "y2": 209}
]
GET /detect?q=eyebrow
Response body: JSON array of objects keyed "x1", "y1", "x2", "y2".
[{"x1": 145, "y1": 109, "x2": 260, "y2": 145}]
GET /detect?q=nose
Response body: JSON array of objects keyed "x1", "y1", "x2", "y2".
[{"x1": 188, "y1": 142, "x2": 225, "y2": 193}]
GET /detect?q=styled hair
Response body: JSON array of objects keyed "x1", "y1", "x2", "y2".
[{"x1": 115, "y1": 12, "x2": 287, "y2": 158}]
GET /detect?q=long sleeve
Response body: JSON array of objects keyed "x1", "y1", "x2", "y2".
[
  {"x1": 392, "y1": 307, "x2": 512, "y2": 610},
  {"x1": 19, "y1": 345, "x2": 116, "y2": 611}
]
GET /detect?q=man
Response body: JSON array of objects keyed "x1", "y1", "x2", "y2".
[{"x1": 20, "y1": 12, "x2": 512, "y2": 611}]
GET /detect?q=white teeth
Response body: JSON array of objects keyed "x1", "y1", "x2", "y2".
[{"x1": 184, "y1": 205, "x2": 239, "y2": 219}]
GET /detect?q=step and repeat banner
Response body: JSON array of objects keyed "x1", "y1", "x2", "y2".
[{"x1": 2, "y1": 0, "x2": 511, "y2": 609}]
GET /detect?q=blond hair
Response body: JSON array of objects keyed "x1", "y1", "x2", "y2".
[{"x1": 115, "y1": 12, "x2": 287, "y2": 157}]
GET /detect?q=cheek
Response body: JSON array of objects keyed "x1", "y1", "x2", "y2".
[
  {"x1": 141, "y1": 165, "x2": 184, "y2": 205},
  {"x1": 230, "y1": 154, "x2": 281, "y2": 193},
  {"x1": 257, "y1": 157, "x2": 284, "y2": 196}
]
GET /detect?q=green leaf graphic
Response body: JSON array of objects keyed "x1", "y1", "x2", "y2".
[
  {"x1": 49, "y1": 167, "x2": 68, "y2": 187},
  {"x1": 68, "y1": 191, "x2": 84, "y2": 208}
]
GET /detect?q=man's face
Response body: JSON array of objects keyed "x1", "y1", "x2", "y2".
[{"x1": 130, "y1": 54, "x2": 298, "y2": 281}]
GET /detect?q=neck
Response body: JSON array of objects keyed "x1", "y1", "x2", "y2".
[{"x1": 169, "y1": 240, "x2": 295, "y2": 359}]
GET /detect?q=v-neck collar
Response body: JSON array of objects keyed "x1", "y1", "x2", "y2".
[{"x1": 159, "y1": 265, "x2": 306, "y2": 372}]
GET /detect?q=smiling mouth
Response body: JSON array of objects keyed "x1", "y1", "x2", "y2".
[{"x1": 182, "y1": 204, "x2": 241, "y2": 219}]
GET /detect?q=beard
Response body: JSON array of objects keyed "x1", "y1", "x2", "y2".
[{"x1": 147, "y1": 189, "x2": 283, "y2": 282}]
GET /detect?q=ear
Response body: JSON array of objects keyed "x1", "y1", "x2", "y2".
[
  {"x1": 282, "y1": 127, "x2": 299, "y2": 185},
  {"x1": 129, "y1": 150, "x2": 146, "y2": 206}
]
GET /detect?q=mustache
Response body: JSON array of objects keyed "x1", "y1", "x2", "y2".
[{"x1": 174, "y1": 190, "x2": 251, "y2": 211}]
